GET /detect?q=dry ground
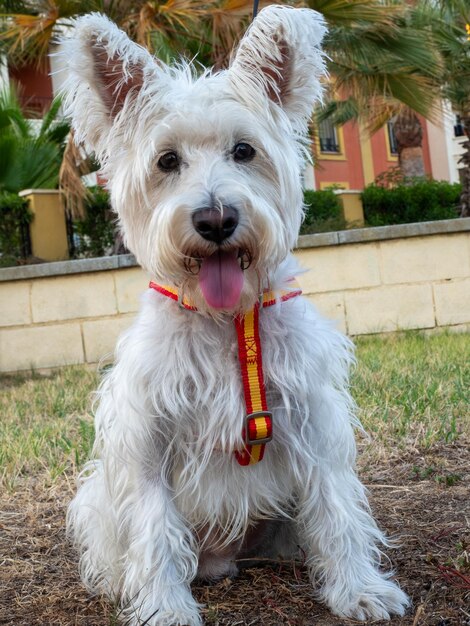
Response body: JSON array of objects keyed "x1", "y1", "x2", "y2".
[
  {"x1": 1, "y1": 333, "x2": 469, "y2": 625},
  {"x1": 1, "y1": 440, "x2": 469, "y2": 626}
]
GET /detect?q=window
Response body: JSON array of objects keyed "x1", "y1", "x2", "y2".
[
  {"x1": 454, "y1": 115, "x2": 465, "y2": 138},
  {"x1": 387, "y1": 121, "x2": 399, "y2": 156},
  {"x1": 318, "y1": 119, "x2": 340, "y2": 153},
  {"x1": 458, "y1": 168, "x2": 465, "y2": 186}
]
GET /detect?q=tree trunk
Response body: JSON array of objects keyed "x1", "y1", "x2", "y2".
[
  {"x1": 393, "y1": 109, "x2": 426, "y2": 180},
  {"x1": 458, "y1": 115, "x2": 470, "y2": 218}
]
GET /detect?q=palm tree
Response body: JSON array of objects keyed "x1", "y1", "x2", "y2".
[
  {"x1": 315, "y1": 0, "x2": 445, "y2": 180},
  {"x1": 393, "y1": 108, "x2": 425, "y2": 179},
  {"x1": 428, "y1": 0, "x2": 470, "y2": 216},
  {"x1": 2, "y1": 0, "x2": 444, "y2": 111},
  {"x1": 311, "y1": 0, "x2": 445, "y2": 182},
  {"x1": 0, "y1": 0, "x2": 256, "y2": 214},
  {"x1": 0, "y1": 0, "x2": 254, "y2": 69},
  {"x1": 310, "y1": 0, "x2": 440, "y2": 127},
  {"x1": 1, "y1": 0, "x2": 451, "y2": 206},
  {"x1": 0, "y1": 84, "x2": 69, "y2": 193}
]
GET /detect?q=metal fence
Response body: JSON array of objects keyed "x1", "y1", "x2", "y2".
[{"x1": 0, "y1": 202, "x2": 32, "y2": 267}]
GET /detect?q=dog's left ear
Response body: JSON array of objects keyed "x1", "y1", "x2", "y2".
[{"x1": 229, "y1": 5, "x2": 327, "y2": 132}]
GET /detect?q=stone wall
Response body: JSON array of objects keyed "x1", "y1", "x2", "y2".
[
  {"x1": 296, "y1": 220, "x2": 470, "y2": 335},
  {"x1": 1, "y1": 218, "x2": 469, "y2": 373}
]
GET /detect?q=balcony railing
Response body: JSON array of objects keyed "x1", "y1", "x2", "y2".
[{"x1": 319, "y1": 138, "x2": 340, "y2": 153}]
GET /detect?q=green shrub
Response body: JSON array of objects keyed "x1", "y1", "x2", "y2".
[
  {"x1": 301, "y1": 189, "x2": 346, "y2": 234},
  {"x1": 0, "y1": 87, "x2": 69, "y2": 194},
  {"x1": 362, "y1": 179, "x2": 461, "y2": 226},
  {"x1": 0, "y1": 192, "x2": 32, "y2": 267},
  {"x1": 73, "y1": 186, "x2": 116, "y2": 257}
]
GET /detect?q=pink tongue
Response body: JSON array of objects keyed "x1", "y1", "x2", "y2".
[{"x1": 199, "y1": 250, "x2": 244, "y2": 309}]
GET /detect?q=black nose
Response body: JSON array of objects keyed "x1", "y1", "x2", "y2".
[{"x1": 192, "y1": 206, "x2": 239, "y2": 244}]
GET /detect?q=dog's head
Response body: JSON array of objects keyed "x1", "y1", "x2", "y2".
[{"x1": 59, "y1": 6, "x2": 326, "y2": 313}]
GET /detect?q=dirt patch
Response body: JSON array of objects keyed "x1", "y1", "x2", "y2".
[{"x1": 1, "y1": 441, "x2": 469, "y2": 626}]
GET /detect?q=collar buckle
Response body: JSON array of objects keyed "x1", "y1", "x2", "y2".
[{"x1": 245, "y1": 411, "x2": 273, "y2": 445}]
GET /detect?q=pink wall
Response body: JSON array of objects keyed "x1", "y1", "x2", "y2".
[
  {"x1": 314, "y1": 121, "x2": 365, "y2": 189},
  {"x1": 9, "y1": 60, "x2": 53, "y2": 115}
]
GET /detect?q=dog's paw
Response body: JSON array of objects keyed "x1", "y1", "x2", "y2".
[
  {"x1": 151, "y1": 609, "x2": 203, "y2": 626},
  {"x1": 329, "y1": 578, "x2": 409, "y2": 621},
  {"x1": 126, "y1": 609, "x2": 203, "y2": 626},
  {"x1": 122, "y1": 596, "x2": 203, "y2": 626}
]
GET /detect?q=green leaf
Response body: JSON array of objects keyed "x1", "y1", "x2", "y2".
[{"x1": 0, "y1": 83, "x2": 68, "y2": 193}]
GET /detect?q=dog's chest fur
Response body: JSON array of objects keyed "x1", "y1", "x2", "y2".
[
  {"x1": 118, "y1": 284, "x2": 325, "y2": 525},
  {"x1": 135, "y1": 289, "x2": 311, "y2": 448}
]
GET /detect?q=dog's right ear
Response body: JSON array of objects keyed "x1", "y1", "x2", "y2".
[{"x1": 57, "y1": 14, "x2": 163, "y2": 155}]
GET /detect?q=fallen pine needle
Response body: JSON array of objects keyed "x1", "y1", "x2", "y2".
[{"x1": 412, "y1": 604, "x2": 424, "y2": 626}]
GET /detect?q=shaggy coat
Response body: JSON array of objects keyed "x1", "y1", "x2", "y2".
[{"x1": 60, "y1": 6, "x2": 409, "y2": 625}]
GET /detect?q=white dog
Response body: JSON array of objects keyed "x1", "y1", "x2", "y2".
[{"x1": 61, "y1": 6, "x2": 409, "y2": 625}]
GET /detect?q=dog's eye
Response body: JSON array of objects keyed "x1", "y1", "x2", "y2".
[
  {"x1": 232, "y1": 143, "x2": 255, "y2": 162},
  {"x1": 158, "y1": 151, "x2": 179, "y2": 172}
]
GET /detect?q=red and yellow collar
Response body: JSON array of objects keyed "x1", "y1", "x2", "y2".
[{"x1": 149, "y1": 281, "x2": 302, "y2": 466}]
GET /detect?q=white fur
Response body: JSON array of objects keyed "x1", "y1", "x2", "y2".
[{"x1": 61, "y1": 6, "x2": 409, "y2": 625}]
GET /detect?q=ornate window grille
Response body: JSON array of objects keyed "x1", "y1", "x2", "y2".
[
  {"x1": 387, "y1": 121, "x2": 399, "y2": 156},
  {"x1": 318, "y1": 119, "x2": 340, "y2": 153}
]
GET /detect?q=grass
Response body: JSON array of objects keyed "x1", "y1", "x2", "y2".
[
  {"x1": 0, "y1": 366, "x2": 98, "y2": 489},
  {"x1": 352, "y1": 331, "x2": 469, "y2": 449},
  {"x1": 0, "y1": 331, "x2": 469, "y2": 491}
]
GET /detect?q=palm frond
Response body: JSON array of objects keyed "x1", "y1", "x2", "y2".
[
  {"x1": 306, "y1": 0, "x2": 404, "y2": 27},
  {"x1": 0, "y1": 82, "x2": 69, "y2": 193},
  {"x1": 316, "y1": 97, "x2": 359, "y2": 126},
  {"x1": 0, "y1": 82, "x2": 30, "y2": 136},
  {"x1": 59, "y1": 131, "x2": 95, "y2": 219},
  {"x1": 316, "y1": 0, "x2": 445, "y2": 131},
  {"x1": 0, "y1": 0, "x2": 103, "y2": 65},
  {"x1": 39, "y1": 93, "x2": 61, "y2": 134},
  {"x1": 44, "y1": 119, "x2": 70, "y2": 145},
  {"x1": 0, "y1": 10, "x2": 58, "y2": 66},
  {"x1": 123, "y1": 0, "x2": 210, "y2": 52},
  {"x1": 0, "y1": 133, "x2": 62, "y2": 192},
  {"x1": 210, "y1": 0, "x2": 255, "y2": 66}
]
